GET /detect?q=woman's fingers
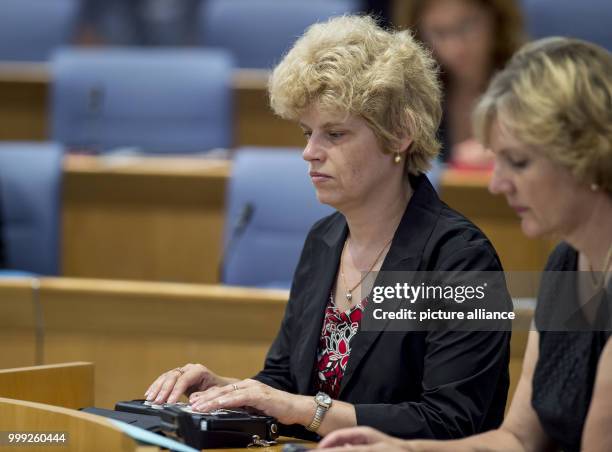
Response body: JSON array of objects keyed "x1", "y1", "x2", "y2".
[
  {"x1": 145, "y1": 371, "x2": 179, "y2": 403},
  {"x1": 189, "y1": 379, "x2": 300, "y2": 426},
  {"x1": 145, "y1": 363, "x2": 211, "y2": 404},
  {"x1": 152, "y1": 370, "x2": 182, "y2": 404},
  {"x1": 144, "y1": 373, "x2": 168, "y2": 401},
  {"x1": 166, "y1": 365, "x2": 207, "y2": 403},
  {"x1": 192, "y1": 389, "x2": 249, "y2": 412},
  {"x1": 318, "y1": 427, "x2": 390, "y2": 448},
  {"x1": 190, "y1": 381, "x2": 245, "y2": 408}
]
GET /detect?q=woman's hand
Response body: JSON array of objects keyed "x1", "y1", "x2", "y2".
[
  {"x1": 145, "y1": 363, "x2": 223, "y2": 404},
  {"x1": 189, "y1": 378, "x2": 311, "y2": 426},
  {"x1": 318, "y1": 426, "x2": 409, "y2": 450}
]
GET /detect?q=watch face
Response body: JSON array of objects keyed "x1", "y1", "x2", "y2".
[{"x1": 316, "y1": 392, "x2": 332, "y2": 406}]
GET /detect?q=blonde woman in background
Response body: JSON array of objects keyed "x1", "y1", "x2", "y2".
[{"x1": 319, "y1": 37, "x2": 612, "y2": 452}]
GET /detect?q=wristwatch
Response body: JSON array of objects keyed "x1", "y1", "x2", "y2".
[{"x1": 306, "y1": 392, "x2": 332, "y2": 432}]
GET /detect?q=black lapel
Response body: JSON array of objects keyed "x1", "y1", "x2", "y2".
[
  {"x1": 338, "y1": 175, "x2": 443, "y2": 396},
  {"x1": 293, "y1": 213, "x2": 348, "y2": 394}
]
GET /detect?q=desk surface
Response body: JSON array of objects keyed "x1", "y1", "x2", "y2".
[
  {"x1": 208, "y1": 437, "x2": 314, "y2": 451},
  {"x1": 65, "y1": 154, "x2": 231, "y2": 177}
]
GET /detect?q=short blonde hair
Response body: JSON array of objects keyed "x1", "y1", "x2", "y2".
[
  {"x1": 269, "y1": 15, "x2": 442, "y2": 175},
  {"x1": 474, "y1": 37, "x2": 612, "y2": 193}
]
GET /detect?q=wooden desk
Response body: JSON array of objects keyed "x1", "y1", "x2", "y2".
[
  {"x1": 0, "y1": 398, "x2": 150, "y2": 452},
  {"x1": 233, "y1": 69, "x2": 303, "y2": 147},
  {"x1": 0, "y1": 278, "x2": 38, "y2": 368},
  {"x1": 0, "y1": 362, "x2": 311, "y2": 451},
  {"x1": 0, "y1": 63, "x2": 48, "y2": 140},
  {"x1": 38, "y1": 278, "x2": 288, "y2": 408},
  {"x1": 62, "y1": 156, "x2": 230, "y2": 283},
  {"x1": 0, "y1": 63, "x2": 302, "y2": 147},
  {"x1": 0, "y1": 277, "x2": 287, "y2": 407},
  {"x1": 0, "y1": 362, "x2": 94, "y2": 409},
  {"x1": 61, "y1": 157, "x2": 555, "y2": 283},
  {"x1": 0, "y1": 397, "x2": 309, "y2": 451},
  {"x1": 210, "y1": 438, "x2": 314, "y2": 451}
]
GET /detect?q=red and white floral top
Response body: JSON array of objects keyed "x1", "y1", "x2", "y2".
[{"x1": 313, "y1": 293, "x2": 367, "y2": 399}]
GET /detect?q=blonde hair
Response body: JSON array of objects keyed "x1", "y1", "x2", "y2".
[
  {"x1": 474, "y1": 37, "x2": 612, "y2": 193},
  {"x1": 269, "y1": 15, "x2": 442, "y2": 175}
]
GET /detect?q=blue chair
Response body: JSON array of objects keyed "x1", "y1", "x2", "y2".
[
  {"x1": 222, "y1": 148, "x2": 334, "y2": 288},
  {"x1": 50, "y1": 48, "x2": 234, "y2": 153},
  {"x1": 0, "y1": 143, "x2": 63, "y2": 275},
  {"x1": 522, "y1": 0, "x2": 612, "y2": 51},
  {"x1": 427, "y1": 158, "x2": 443, "y2": 192},
  {"x1": 200, "y1": 0, "x2": 359, "y2": 69},
  {"x1": 0, "y1": 0, "x2": 78, "y2": 61}
]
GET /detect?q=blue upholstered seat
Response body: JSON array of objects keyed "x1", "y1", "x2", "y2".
[
  {"x1": 523, "y1": 0, "x2": 612, "y2": 50},
  {"x1": 200, "y1": 0, "x2": 359, "y2": 69},
  {"x1": 222, "y1": 148, "x2": 334, "y2": 288},
  {"x1": 0, "y1": 0, "x2": 78, "y2": 61},
  {"x1": 50, "y1": 48, "x2": 234, "y2": 153},
  {"x1": 0, "y1": 143, "x2": 63, "y2": 275}
]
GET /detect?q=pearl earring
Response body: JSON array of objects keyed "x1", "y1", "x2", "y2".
[
  {"x1": 394, "y1": 153, "x2": 402, "y2": 164},
  {"x1": 591, "y1": 183, "x2": 599, "y2": 192}
]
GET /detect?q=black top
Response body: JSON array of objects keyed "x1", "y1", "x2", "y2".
[
  {"x1": 532, "y1": 243, "x2": 611, "y2": 452},
  {"x1": 254, "y1": 174, "x2": 511, "y2": 440}
]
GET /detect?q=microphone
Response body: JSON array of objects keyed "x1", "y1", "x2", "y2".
[
  {"x1": 219, "y1": 202, "x2": 255, "y2": 282},
  {"x1": 88, "y1": 85, "x2": 105, "y2": 114},
  {"x1": 233, "y1": 202, "x2": 255, "y2": 238}
]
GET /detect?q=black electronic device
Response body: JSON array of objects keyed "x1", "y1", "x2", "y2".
[
  {"x1": 114, "y1": 399, "x2": 173, "y2": 417},
  {"x1": 113, "y1": 399, "x2": 279, "y2": 449},
  {"x1": 81, "y1": 407, "x2": 163, "y2": 432}
]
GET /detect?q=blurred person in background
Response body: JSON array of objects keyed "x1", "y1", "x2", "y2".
[
  {"x1": 74, "y1": 0, "x2": 202, "y2": 46},
  {"x1": 398, "y1": 0, "x2": 524, "y2": 168},
  {"x1": 319, "y1": 37, "x2": 612, "y2": 452}
]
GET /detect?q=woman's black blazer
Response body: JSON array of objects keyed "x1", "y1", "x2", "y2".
[{"x1": 254, "y1": 174, "x2": 511, "y2": 440}]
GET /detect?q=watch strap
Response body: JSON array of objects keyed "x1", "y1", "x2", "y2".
[
  {"x1": 306, "y1": 394, "x2": 331, "y2": 432},
  {"x1": 307, "y1": 404, "x2": 326, "y2": 432}
]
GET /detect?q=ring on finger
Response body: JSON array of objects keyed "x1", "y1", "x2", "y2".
[
  {"x1": 173, "y1": 367, "x2": 185, "y2": 376},
  {"x1": 232, "y1": 384, "x2": 239, "y2": 391}
]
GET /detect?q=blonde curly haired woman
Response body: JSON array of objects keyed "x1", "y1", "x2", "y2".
[{"x1": 145, "y1": 15, "x2": 511, "y2": 441}]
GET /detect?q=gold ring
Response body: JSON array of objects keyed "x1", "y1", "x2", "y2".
[{"x1": 232, "y1": 384, "x2": 239, "y2": 391}]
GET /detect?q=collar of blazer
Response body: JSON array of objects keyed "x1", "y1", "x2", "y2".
[{"x1": 294, "y1": 174, "x2": 445, "y2": 397}]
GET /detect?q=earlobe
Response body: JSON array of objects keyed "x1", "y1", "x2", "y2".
[
  {"x1": 389, "y1": 134, "x2": 412, "y2": 163},
  {"x1": 398, "y1": 136, "x2": 413, "y2": 155}
]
